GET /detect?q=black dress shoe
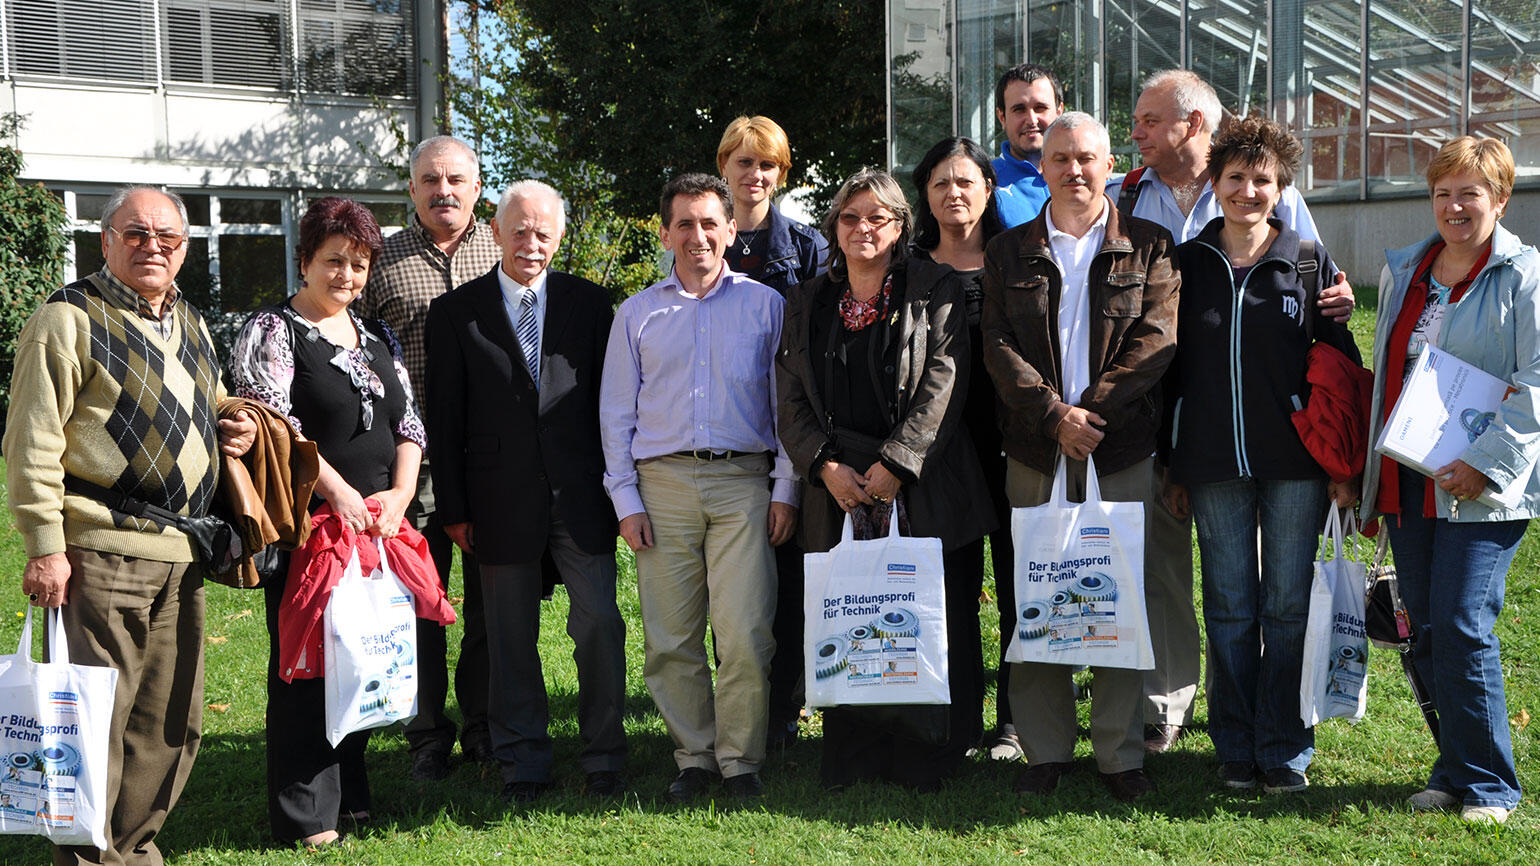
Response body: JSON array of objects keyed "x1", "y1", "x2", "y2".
[
  {"x1": 1143, "y1": 723, "x2": 1185, "y2": 754},
  {"x1": 409, "y1": 750, "x2": 451, "y2": 781},
  {"x1": 462, "y1": 740, "x2": 495, "y2": 766},
  {"x1": 1013, "y1": 761, "x2": 1073, "y2": 795},
  {"x1": 767, "y1": 721, "x2": 799, "y2": 751},
  {"x1": 722, "y1": 772, "x2": 763, "y2": 799},
  {"x1": 501, "y1": 780, "x2": 552, "y2": 804},
  {"x1": 666, "y1": 767, "x2": 720, "y2": 804},
  {"x1": 1100, "y1": 768, "x2": 1155, "y2": 802},
  {"x1": 583, "y1": 770, "x2": 626, "y2": 797}
]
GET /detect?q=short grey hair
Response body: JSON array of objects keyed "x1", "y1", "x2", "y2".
[
  {"x1": 101, "y1": 186, "x2": 190, "y2": 233},
  {"x1": 409, "y1": 135, "x2": 480, "y2": 179},
  {"x1": 1043, "y1": 111, "x2": 1111, "y2": 155},
  {"x1": 1143, "y1": 69, "x2": 1223, "y2": 135},
  {"x1": 821, "y1": 167, "x2": 912, "y2": 278},
  {"x1": 495, "y1": 179, "x2": 566, "y2": 235}
]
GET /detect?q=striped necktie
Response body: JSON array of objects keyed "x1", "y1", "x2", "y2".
[{"x1": 516, "y1": 286, "x2": 540, "y2": 388}]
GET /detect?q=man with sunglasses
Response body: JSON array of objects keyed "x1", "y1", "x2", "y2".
[{"x1": 6, "y1": 186, "x2": 254, "y2": 864}]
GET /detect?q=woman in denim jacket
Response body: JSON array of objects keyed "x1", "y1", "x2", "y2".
[{"x1": 1355, "y1": 137, "x2": 1540, "y2": 825}]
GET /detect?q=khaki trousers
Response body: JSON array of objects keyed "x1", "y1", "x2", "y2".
[
  {"x1": 1006, "y1": 457, "x2": 1150, "y2": 773},
  {"x1": 635, "y1": 454, "x2": 776, "y2": 777},
  {"x1": 1142, "y1": 467, "x2": 1201, "y2": 726},
  {"x1": 51, "y1": 549, "x2": 204, "y2": 866}
]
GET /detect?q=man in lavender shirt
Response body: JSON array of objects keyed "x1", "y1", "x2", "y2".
[{"x1": 600, "y1": 173, "x2": 798, "y2": 803}]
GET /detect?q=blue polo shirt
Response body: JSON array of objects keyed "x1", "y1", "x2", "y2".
[{"x1": 992, "y1": 141, "x2": 1049, "y2": 228}]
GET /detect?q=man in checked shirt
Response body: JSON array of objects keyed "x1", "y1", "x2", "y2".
[{"x1": 357, "y1": 135, "x2": 498, "y2": 780}]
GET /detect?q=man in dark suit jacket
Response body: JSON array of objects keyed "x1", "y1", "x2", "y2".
[{"x1": 425, "y1": 180, "x2": 625, "y2": 803}]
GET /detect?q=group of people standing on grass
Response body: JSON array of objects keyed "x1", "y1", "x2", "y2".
[{"x1": 8, "y1": 59, "x2": 1535, "y2": 864}]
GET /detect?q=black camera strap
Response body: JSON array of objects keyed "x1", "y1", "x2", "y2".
[{"x1": 62, "y1": 474, "x2": 190, "y2": 531}]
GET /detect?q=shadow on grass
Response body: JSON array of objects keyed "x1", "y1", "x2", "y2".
[{"x1": 0, "y1": 683, "x2": 1440, "y2": 864}]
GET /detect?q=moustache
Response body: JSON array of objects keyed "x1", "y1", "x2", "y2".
[{"x1": 430, "y1": 196, "x2": 460, "y2": 208}]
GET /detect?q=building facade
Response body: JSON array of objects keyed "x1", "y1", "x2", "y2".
[
  {"x1": 887, "y1": 0, "x2": 1540, "y2": 276},
  {"x1": 3, "y1": 0, "x2": 442, "y2": 348}
]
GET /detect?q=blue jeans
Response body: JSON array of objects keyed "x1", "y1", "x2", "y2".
[
  {"x1": 1191, "y1": 476, "x2": 1325, "y2": 773},
  {"x1": 1387, "y1": 467, "x2": 1525, "y2": 809}
]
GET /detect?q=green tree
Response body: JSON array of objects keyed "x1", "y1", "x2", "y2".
[
  {"x1": 449, "y1": 4, "x2": 661, "y2": 300},
  {"x1": 477, "y1": 0, "x2": 885, "y2": 218},
  {"x1": 0, "y1": 113, "x2": 70, "y2": 427}
]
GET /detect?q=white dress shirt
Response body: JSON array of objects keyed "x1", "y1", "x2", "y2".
[
  {"x1": 497, "y1": 263, "x2": 548, "y2": 366},
  {"x1": 1044, "y1": 200, "x2": 1110, "y2": 407}
]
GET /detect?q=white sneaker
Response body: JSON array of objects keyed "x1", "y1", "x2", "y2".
[
  {"x1": 1407, "y1": 789, "x2": 1460, "y2": 812},
  {"x1": 1460, "y1": 805, "x2": 1512, "y2": 825},
  {"x1": 988, "y1": 724, "x2": 1025, "y2": 762}
]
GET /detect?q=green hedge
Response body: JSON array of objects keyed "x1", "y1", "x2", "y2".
[{"x1": 0, "y1": 113, "x2": 70, "y2": 434}]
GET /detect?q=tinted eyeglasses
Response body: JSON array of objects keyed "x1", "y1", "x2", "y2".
[
  {"x1": 837, "y1": 212, "x2": 897, "y2": 230},
  {"x1": 108, "y1": 225, "x2": 187, "y2": 251}
]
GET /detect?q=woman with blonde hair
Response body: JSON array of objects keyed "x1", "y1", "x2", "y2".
[
  {"x1": 716, "y1": 115, "x2": 828, "y2": 294},
  {"x1": 717, "y1": 115, "x2": 829, "y2": 748},
  {"x1": 1354, "y1": 136, "x2": 1538, "y2": 824}
]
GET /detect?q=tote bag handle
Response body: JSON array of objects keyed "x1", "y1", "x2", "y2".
[
  {"x1": 1318, "y1": 500, "x2": 1352, "y2": 562},
  {"x1": 835, "y1": 501, "x2": 905, "y2": 544},
  {"x1": 14, "y1": 607, "x2": 72, "y2": 665},
  {"x1": 1050, "y1": 453, "x2": 1105, "y2": 506}
]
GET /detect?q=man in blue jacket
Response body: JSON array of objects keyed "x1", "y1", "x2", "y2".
[{"x1": 992, "y1": 63, "x2": 1064, "y2": 228}]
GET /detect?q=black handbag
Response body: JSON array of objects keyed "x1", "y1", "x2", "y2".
[{"x1": 1364, "y1": 532, "x2": 1414, "y2": 650}]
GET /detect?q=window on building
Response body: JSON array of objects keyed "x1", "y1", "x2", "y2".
[
  {"x1": 8, "y1": 0, "x2": 156, "y2": 82},
  {"x1": 891, "y1": 0, "x2": 1539, "y2": 203},
  {"x1": 162, "y1": 0, "x2": 291, "y2": 88},
  {"x1": 1367, "y1": 0, "x2": 1464, "y2": 194},
  {"x1": 298, "y1": 0, "x2": 418, "y2": 97},
  {"x1": 956, "y1": 0, "x2": 1022, "y2": 153},
  {"x1": 1105, "y1": 0, "x2": 1182, "y2": 170},
  {"x1": 6, "y1": 0, "x2": 414, "y2": 97},
  {"x1": 889, "y1": 0, "x2": 954, "y2": 189},
  {"x1": 1188, "y1": 0, "x2": 1267, "y2": 121},
  {"x1": 1297, "y1": 1, "x2": 1364, "y2": 199},
  {"x1": 1468, "y1": 1, "x2": 1540, "y2": 184}
]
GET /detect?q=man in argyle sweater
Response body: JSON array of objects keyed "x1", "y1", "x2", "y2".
[{"x1": 6, "y1": 186, "x2": 253, "y2": 866}]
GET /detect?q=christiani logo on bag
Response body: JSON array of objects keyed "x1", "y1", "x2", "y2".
[
  {"x1": 886, "y1": 563, "x2": 916, "y2": 574},
  {"x1": 1079, "y1": 527, "x2": 1110, "y2": 539},
  {"x1": 47, "y1": 692, "x2": 78, "y2": 710},
  {"x1": 389, "y1": 594, "x2": 412, "y2": 608}
]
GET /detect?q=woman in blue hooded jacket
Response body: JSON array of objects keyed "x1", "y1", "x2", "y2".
[{"x1": 1355, "y1": 136, "x2": 1540, "y2": 825}]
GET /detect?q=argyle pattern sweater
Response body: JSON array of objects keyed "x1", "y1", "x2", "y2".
[{"x1": 4, "y1": 270, "x2": 223, "y2": 562}]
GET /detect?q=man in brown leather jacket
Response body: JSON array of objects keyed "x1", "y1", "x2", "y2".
[{"x1": 980, "y1": 112, "x2": 1179, "y2": 804}]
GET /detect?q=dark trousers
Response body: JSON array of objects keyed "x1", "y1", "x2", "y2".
[
  {"x1": 404, "y1": 510, "x2": 490, "y2": 756},
  {"x1": 480, "y1": 518, "x2": 627, "y2": 783},
  {"x1": 973, "y1": 422, "x2": 1022, "y2": 724},
  {"x1": 988, "y1": 518, "x2": 1016, "y2": 727},
  {"x1": 264, "y1": 570, "x2": 371, "y2": 843},
  {"x1": 821, "y1": 539, "x2": 985, "y2": 788},
  {"x1": 766, "y1": 538, "x2": 806, "y2": 730}
]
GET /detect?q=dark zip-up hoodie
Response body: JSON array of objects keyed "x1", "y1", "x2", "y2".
[{"x1": 1166, "y1": 216, "x2": 1360, "y2": 485}]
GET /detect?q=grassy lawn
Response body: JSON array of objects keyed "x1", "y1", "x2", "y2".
[{"x1": 1, "y1": 296, "x2": 1535, "y2": 863}]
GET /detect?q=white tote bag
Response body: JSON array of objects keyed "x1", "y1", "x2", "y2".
[
  {"x1": 0, "y1": 608, "x2": 117, "y2": 850},
  {"x1": 1300, "y1": 501, "x2": 1370, "y2": 726},
  {"x1": 803, "y1": 509, "x2": 949, "y2": 707},
  {"x1": 1005, "y1": 455, "x2": 1154, "y2": 670},
  {"x1": 324, "y1": 538, "x2": 419, "y2": 746}
]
